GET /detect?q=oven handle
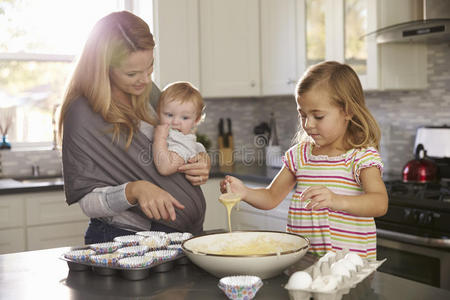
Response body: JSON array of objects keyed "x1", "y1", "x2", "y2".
[{"x1": 377, "y1": 229, "x2": 450, "y2": 249}]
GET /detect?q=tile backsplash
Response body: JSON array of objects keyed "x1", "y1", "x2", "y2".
[
  {"x1": 199, "y1": 43, "x2": 450, "y2": 176},
  {"x1": 0, "y1": 149, "x2": 62, "y2": 178}
]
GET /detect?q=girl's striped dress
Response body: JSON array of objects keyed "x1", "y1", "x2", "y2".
[{"x1": 282, "y1": 142, "x2": 383, "y2": 260}]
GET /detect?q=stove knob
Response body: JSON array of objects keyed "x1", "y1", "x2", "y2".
[
  {"x1": 403, "y1": 208, "x2": 412, "y2": 222},
  {"x1": 425, "y1": 213, "x2": 434, "y2": 225},
  {"x1": 418, "y1": 212, "x2": 426, "y2": 224}
]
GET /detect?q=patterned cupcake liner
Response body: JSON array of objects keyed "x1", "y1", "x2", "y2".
[
  {"x1": 218, "y1": 275, "x2": 263, "y2": 300},
  {"x1": 64, "y1": 249, "x2": 96, "y2": 262},
  {"x1": 139, "y1": 236, "x2": 170, "y2": 250},
  {"x1": 144, "y1": 249, "x2": 179, "y2": 262},
  {"x1": 167, "y1": 232, "x2": 193, "y2": 244},
  {"x1": 118, "y1": 256, "x2": 154, "y2": 269},
  {"x1": 89, "y1": 242, "x2": 122, "y2": 254},
  {"x1": 136, "y1": 231, "x2": 168, "y2": 239},
  {"x1": 117, "y1": 245, "x2": 149, "y2": 257},
  {"x1": 113, "y1": 235, "x2": 145, "y2": 247},
  {"x1": 89, "y1": 252, "x2": 125, "y2": 267},
  {"x1": 167, "y1": 244, "x2": 183, "y2": 254}
]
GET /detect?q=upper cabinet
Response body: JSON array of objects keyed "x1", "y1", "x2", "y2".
[
  {"x1": 152, "y1": 0, "x2": 200, "y2": 89},
  {"x1": 152, "y1": 0, "x2": 427, "y2": 97},
  {"x1": 199, "y1": 0, "x2": 260, "y2": 97}
]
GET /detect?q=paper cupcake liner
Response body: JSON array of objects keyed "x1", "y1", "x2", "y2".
[
  {"x1": 167, "y1": 232, "x2": 193, "y2": 244},
  {"x1": 89, "y1": 242, "x2": 122, "y2": 254},
  {"x1": 139, "y1": 236, "x2": 169, "y2": 250},
  {"x1": 64, "y1": 249, "x2": 96, "y2": 262},
  {"x1": 144, "y1": 249, "x2": 179, "y2": 262},
  {"x1": 118, "y1": 256, "x2": 154, "y2": 268},
  {"x1": 167, "y1": 244, "x2": 183, "y2": 254},
  {"x1": 218, "y1": 275, "x2": 263, "y2": 300},
  {"x1": 136, "y1": 231, "x2": 168, "y2": 239},
  {"x1": 113, "y1": 235, "x2": 144, "y2": 247},
  {"x1": 117, "y1": 245, "x2": 149, "y2": 257},
  {"x1": 89, "y1": 252, "x2": 124, "y2": 267}
]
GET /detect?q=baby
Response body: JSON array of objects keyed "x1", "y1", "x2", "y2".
[{"x1": 153, "y1": 81, "x2": 206, "y2": 176}]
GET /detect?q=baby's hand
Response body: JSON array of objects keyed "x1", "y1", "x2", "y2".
[
  {"x1": 219, "y1": 175, "x2": 247, "y2": 199},
  {"x1": 301, "y1": 185, "x2": 339, "y2": 210},
  {"x1": 154, "y1": 124, "x2": 170, "y2": 140}
]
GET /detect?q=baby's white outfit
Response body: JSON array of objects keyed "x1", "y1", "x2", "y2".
[{"x1": 167, "y1": 129, "x2": 206, "y2": 162}]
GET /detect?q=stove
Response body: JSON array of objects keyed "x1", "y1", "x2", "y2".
[{"x1": 375, "y1": 126, "x2": 450, "y2": 290}]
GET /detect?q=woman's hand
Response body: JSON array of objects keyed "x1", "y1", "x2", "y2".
[
  {"x1": 220, "y1": 175, "x2": 248, "y2": 199},
  {"x1": 301, "y1": 185, "x2": 340, "y2": 210},
  {"x1": 178, "y1": 152, "x2": 211, "y2": 186},
  {"x1": 126, "y1": 180, "x2": 185, "y2": 221}
]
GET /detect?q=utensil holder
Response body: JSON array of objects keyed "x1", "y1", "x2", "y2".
[{"x1": 219, "y1": 148, "x2": 233, "y2": 167}]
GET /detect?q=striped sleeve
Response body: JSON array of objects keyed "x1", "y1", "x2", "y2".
[
  {"x1": 282, "y1": 143, "x2": 303, "y2": 174},
  {"x1": 353, "y1": 147, "x2": 384, "y2": 185}
]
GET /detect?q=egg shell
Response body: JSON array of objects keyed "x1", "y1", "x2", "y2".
[
  {"x1": 344, "y1": 252, "x2": 364, "y2": 268},
  {"x1": 285, "y1": 271, "x2": 312, "y2": 289},
  {"x1": 330, "y1": 260, "x2": 351, "y2": 278}
]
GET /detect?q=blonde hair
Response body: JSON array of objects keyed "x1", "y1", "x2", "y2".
[
  {"x1": 157, "y1": 81, "x2": 206, "y2": 124},
  {"x1": 59, "y1": 11, "x2": 157, "y2": 148},
  {"x1": 295, "y1": 61, "x2": 381, "y2": 150}
]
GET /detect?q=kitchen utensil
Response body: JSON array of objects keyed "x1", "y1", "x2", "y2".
[
  {"x1": 181, "y1": 231, "x2": 310, "y2": 279},
  {"x1": 218, "y1": 118, "x2": 225, "y2": 149},
  {"x1": 226, "y1": 118, "x2": 233, "y2": 149},
  {"x1": 402, "y1": 143, "x2": 439, "y2": 183}
]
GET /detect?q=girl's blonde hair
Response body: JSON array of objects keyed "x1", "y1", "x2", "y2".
[
  {"x1": 295, "y1": 61, "x2": 381, "y2": 149},
  {"x1": 157, "y1": 81, "x2": 206, "y2": 124},
  {"x1": 59, "y1": 11, "x2": 157, "y2": 148}
]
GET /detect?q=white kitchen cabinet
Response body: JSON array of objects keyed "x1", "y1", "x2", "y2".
[
  {"x1": 199, "y1": 0, "x2": 261, "y2": 97},
  {"x1": 260, "y1": 0, "x2": 304, "y2": 95},
  {"x1": 201, "y1": 179, "x2": 227, "y2": 231},
  {"x1": 0, "y1": 191, "x2": 88, "y2": 254},
  {"x1": 152, "y1": 0, "x2": 200, "y2": 89}
]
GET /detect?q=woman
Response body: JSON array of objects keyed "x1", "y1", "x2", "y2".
[{"x1": 59, "y1": 11, "x2": 210, "y2": 243}]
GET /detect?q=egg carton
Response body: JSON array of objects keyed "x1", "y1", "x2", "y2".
[{"x1": 285, "y1": 249, "x2": 387, "y2": 300}]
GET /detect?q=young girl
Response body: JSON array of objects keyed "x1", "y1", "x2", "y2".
[
  {"x1": 153, "y1": 81, "x2": 206, "y2": 176},
  {"x1": 221, "y1": 61, "x2": 388, "y2": 260}
]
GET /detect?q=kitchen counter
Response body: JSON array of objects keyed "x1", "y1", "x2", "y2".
[
  {"x1": 1, "y1": 246, "x2": 449, "y2": 300},
  {"x1": 0, "y1": 177, "x2": 64, "y2": 194}
]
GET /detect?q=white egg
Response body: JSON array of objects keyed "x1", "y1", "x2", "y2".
[
  {"x1": 339, "y1": 258, "x2": 357, "y2": 273},
  {"x1": 344, "y1": 252, "x2": 364, "y2": 267},
  {"x1": 311, "y1": 274, "x2": 340, "y2": 292},
  {"x1": 330, "y1": 260, "x2": 351, "y2": 277},
  {"x1": 285, "y1": 271, "x2": 312, "y2": 289}
]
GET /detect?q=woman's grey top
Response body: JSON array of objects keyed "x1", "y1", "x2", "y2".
[{"x1": 62, "y1": 84, "x2": 206, "y2": 234}]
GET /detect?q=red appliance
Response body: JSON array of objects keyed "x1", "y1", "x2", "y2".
[{"x1": 402, "y1": 143, "x2": 439, "y2": 183}]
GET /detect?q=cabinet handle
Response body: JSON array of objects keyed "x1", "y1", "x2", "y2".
[{"x1": 250, "y1": 80, "x2": 256, "y2": 87}]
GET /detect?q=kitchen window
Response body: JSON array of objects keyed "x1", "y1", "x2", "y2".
[{"x1": 0, "y1": 0, "x2": 152, "y2": 147}]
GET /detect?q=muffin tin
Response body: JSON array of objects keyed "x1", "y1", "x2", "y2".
[{"x1": 61, "y1": 231, "x2": 192, "y2": 280}]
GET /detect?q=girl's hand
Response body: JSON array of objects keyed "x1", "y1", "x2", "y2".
[
  {"x1": 301, "y1": 185, "x2": 340, "y2": 210},
  {"x1": 154, "y1": 124, "x2": 170, "y2": 141},
  {"x1": 178, "y1": 152, "x2": 211, "y2": 186},
  {"x1": 126, "y1": 180, "x2": 185, "y2": 221},
  {"x1": 220, "y1": 175, "x2": 248, "y2": 199}
]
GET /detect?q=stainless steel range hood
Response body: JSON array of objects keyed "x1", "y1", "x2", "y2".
[{"x1": 367, "y1": 0, "x2": 450, "y2": 44}]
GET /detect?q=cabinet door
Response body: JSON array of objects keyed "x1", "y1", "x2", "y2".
[
  {"x1": 152, "y1": 0, "x2": 200, "y2": 89},
  {"x1": 260, "y1": 0, "x2": 298, "y2": 95},
  {"x1": 201, "y1": 179, "x2": 227, "y2": 231},
  {"x1": 0, "y1": 194, "x2": 24, "y2": 229},
  {"x1": 0, "y1": 228, "x2": 26, "y2": 254},
  {"x1": 199, "y1": 0, "x2": 260, "y2": 97},
  {"x1": 27, "y1": 221, "x2": 87, "y2": 251},
  {"x1": 25, "y1": 191, "x2": 88, "y2": 226}
]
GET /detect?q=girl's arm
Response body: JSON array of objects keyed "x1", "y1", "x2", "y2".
[
  {"x1": 221, "y1": 167, "x2": 296, "y2": 210},
  {"x1": 153, "y1": 125, "x2": 185, "y2": 176},
  {"x1": 303, "y1": 166, "x2": 388, "y2": 217}
]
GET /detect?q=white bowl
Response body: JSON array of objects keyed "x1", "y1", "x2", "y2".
[{"x1": 182, "y1": 231, "x2": 309, "y2": 279}]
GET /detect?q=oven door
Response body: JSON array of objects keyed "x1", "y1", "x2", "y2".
[{"x1": 377, "y1": 229, "x2": 450, "y2": 290}]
